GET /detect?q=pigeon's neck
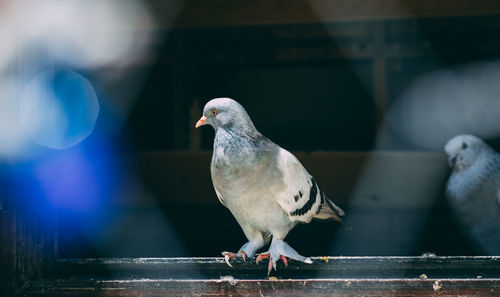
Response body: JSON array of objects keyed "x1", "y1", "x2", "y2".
[
  {"x1": 214, "y1": 126, "x2": 260, "y2": 150},
  {"x1": 212, "y1": 125, "x2": 277, "y2": 164},
  {"x1": 217, "y1": 113, "x2": 258, "y2": 134},
  {"x1": 215, "y1": 124, "x2": 261, "y2": 142}
]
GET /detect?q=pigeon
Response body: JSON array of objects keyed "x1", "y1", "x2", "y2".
[
  {"x1": 445, "y1": 134, "x2": 500, "y2": 255},
  {"x1": 195, "y1": 97, "x2": 344, "y2": 274}
]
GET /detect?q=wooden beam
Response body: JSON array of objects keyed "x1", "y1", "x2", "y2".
[
  {"x1": 149, "y1": 0, "x2": 500, "y2": 29},
  {"x1": 24, "y1": 256, "x2": 500, "y2": 296},
  {"x1": 0, "y1": 210, "x2": 15, "y2": 297}
]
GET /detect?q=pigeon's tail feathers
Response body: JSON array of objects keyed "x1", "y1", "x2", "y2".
[
  {"x1": 314, "y1": 197, "x2": 344, "y2": 222},
  {"x1": 327, "y1": 198, "x2": 345, "y2": 217}
]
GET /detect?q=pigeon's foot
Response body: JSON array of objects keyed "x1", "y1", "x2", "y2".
[
  {"x1": 221, "y1": 250, "x2": 247, "y2": 267},
  {"x1": 257, "y1": 239, "x2": 312, "y2": 275},
  {"x1": 221, "y1": 241, "x2": 264, "y2": 267},
  {"x1": 256, "y1": 253, "x2": 289, "y2": 275},
  {"x1": 256, "y1": 253, "x2": 288, "y2": 265}
]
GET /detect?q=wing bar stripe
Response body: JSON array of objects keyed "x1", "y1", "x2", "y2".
[{"x1": 291, "y1": 177, "x2": 318, "y2": 216}]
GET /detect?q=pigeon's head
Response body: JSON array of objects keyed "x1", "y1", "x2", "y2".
[
  {"x1": 195, "y1": 97, "x2": 256, "y2": 132},
  {"x1": 444, "y1": 134, "x2": 486, "y2": 170}
]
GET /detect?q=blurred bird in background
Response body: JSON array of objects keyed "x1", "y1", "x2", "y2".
[
  {"x1": 445, "y1": 134, "x2": 500, "y2": 255},
  {"x1": 196, "y1": 98, "x2": 344, "y2": 275}
]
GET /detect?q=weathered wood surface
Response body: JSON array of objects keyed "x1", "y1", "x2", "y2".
[
  {"x1": 24, "y1": 256, "x2": 500, "y2": 296},
  {"x1": 0, "y1": 185, "x2": 57, "y2": 296},
  {"x1": 24, "y1": 279, "x2": 500, "y2": 297}
]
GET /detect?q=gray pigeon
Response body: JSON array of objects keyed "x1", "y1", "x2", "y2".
[
  {"x1": 195, "y1": 97, "x2": 344, "y2": 274},
  {"x1": 445, "y1": 134, "x2": 500, "y2": 255}
]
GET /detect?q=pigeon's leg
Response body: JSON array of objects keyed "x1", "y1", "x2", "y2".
[
  {"x1": 221, "y1": 241, "x2": 262, "y2": 266},
  {"x1": 222, "y1": 225, "x2": 269, "y2": 267},
  {"x1": 258, "y1": 237, "x2": 312, "y2": 275}
]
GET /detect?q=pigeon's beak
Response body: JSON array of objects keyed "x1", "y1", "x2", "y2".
[
  {"x1": 195, "y1": 116, "x2": 208, "y2": 128},
  {"x1": 448, "y1": 155, "x2": 457, "y2": 168}
]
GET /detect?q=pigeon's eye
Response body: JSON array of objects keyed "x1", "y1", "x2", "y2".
[
  {"x1": 462, "y1": 142, "x2": 468, "y2": 149},
  {"x1": 211, "y1": 108, "x2": 218, "y2": 116}
]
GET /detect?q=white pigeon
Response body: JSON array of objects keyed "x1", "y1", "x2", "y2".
[
  {"x1": 195, "y1": 97, "x2": 344, "y2": 274},
  {"x1": 445, "y1": 134, "x2": 500, "y2": 255}
]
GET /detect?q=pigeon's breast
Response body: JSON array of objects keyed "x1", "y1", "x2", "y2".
[
  {"x1": 210, "y1": 139, "x2": 292, "y2": 233},
  {"x1": 211, "y1": 145, "x2": 283, "y2": 199}
]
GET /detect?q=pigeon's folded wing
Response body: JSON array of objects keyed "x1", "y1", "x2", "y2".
[
  {"x1": 214, "y1": 188, "x2": 227, "y2": 208},
  {"x1": 276, "y1": 149, "x2": 344, "y2": 223}
]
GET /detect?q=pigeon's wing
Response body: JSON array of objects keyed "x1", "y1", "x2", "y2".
[
  {"x1": 276, "y1": 148, "x2": 344, "y2": 223},
  {"x1": 214, "y1": 187, "x2": 227, "y2": 208}
]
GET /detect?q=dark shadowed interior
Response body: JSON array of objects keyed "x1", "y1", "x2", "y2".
[{"x1": 61, "y1": 13, "x2": 500, "y2": 258}]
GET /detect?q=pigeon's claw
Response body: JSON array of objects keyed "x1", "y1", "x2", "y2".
[
  {"x1": 221, "y1": 251, "x2": 237, "y2": 267},
  {"x1": 280, "y1": 255, "x2": 288, "y2": 267},
  {"x1": 221, "y1": 250, "x2": 247, "y2": 267},
  {"x1": 268, "y1": 257, "x2": 274, "y2": 276},
  {"x1": 256, "y1": 252, "x2": 270, "y2": 265},
  {"x1": 239, "y1": 250, "x2": 247, "y2": 262},
  {"x1": 224, "y1": 255, "x2": 233, "y2": 267},
  {"x1": 256, "y1": 252, "x2": 289, "y2": 275}
]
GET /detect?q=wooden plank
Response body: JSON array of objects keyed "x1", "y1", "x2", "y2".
[
  {"x1": 149, "y1": 0, "x2": 500, "y2": 29},
  {"x1": 0, "y1": 210, "x2": 15, "y2": 296},
  {"x1": 25, "y1": 279, "x2": 500, "y2": 296},
  {"x1": 24, "y1": 257, "x2": 500, "y2": 296},
  {"x1": 149, "y1": 16, "x2": 500, "y2": 68},
  {"x1": 1, "y1": 191, "x2": 58, "y2": 295},
  {"x1": 51, "y1": 256, "x2": 500, "y2": 279}
]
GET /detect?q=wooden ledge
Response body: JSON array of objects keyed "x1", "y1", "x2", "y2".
[
  {"x1": 52, "y1": 256, "x2": 500, "y2": 279},
  {"x1": 24, "y1": 256, "x2": 500, "y2": 296}
]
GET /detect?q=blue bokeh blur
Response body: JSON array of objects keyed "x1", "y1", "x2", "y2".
[
  {"x1": 21, "y1": 69, "x2": 100, "y2": 149},
  {"x1": 8, "y1": 134, "x2": 118, "y2": 214}
]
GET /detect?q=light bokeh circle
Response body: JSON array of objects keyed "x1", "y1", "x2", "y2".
[{"x1": 20, "y1": 70, "x2": 99, "y2": 149}]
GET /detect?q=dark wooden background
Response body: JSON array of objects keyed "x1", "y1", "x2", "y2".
[{"x1": 126, "y1": 1, "x2": 500, "y2": 151}]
